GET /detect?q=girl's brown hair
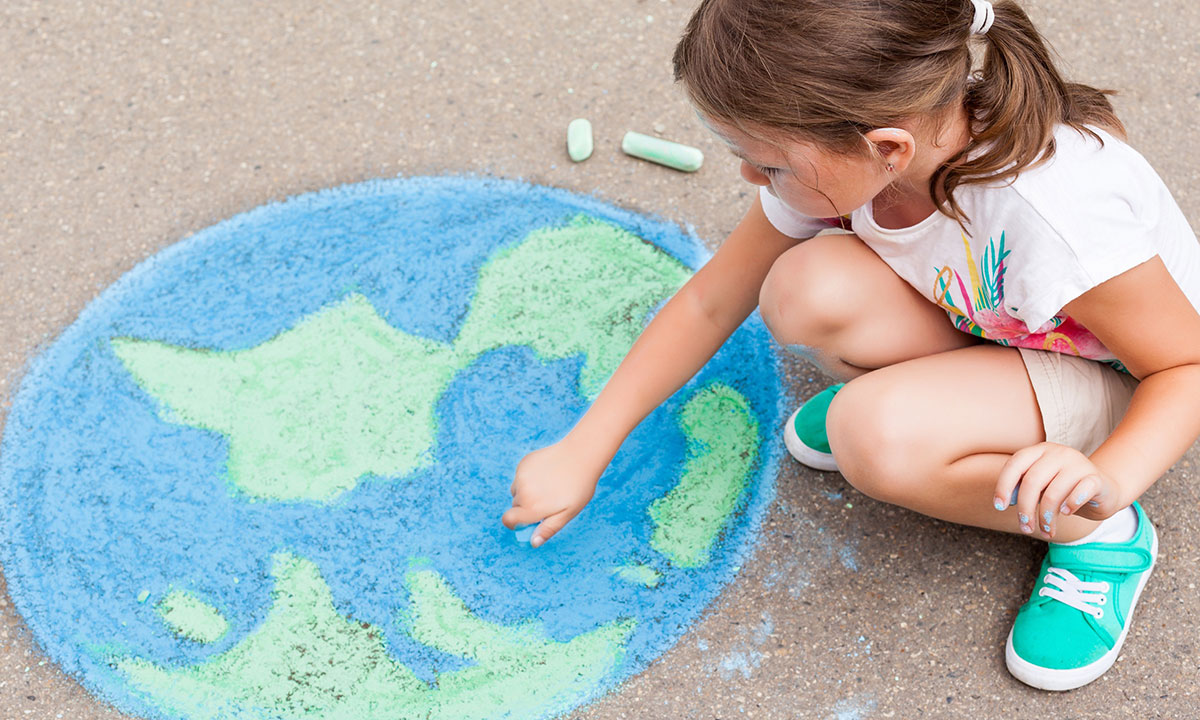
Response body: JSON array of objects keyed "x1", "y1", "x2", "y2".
[{"x1": 672, "y1": 0, "x2": 1125, "y2": 226}]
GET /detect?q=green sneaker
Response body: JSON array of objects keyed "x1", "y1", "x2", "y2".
[
  {"x1": 1005, "y1": 502, "x2": 1158, "y2": 691},
  {"x1": 782, "y1": 383, "x2": 844, "y2": 471}
]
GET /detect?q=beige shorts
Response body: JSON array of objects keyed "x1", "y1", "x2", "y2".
[{"x1": 1017, "y1": 347, "x2": 1140, "y2": 455}]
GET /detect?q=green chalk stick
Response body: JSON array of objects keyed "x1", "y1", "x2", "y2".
[
  {"x1": 621, "y1": 131, "x2": 703, "y2": 172},
  {"x1": 137, "y1": 589, "x2": 150, "y2": 603},
  {"x1": 567, "y1": 118, "x2": 593, "y2": 162}
]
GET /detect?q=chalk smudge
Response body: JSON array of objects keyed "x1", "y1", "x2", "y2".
[
  {"x1": 846, "y1": 634, "x2": 872, "y2": 658},
  {"x1": 838, "y1": 544, "x2": 859, "y2": 572},
  {"x1": 829, "y1": 694, "x2": 878, "y2": 720},
  {"x1": 713, "y1": 611, "x2": 773, "y2": 681}
]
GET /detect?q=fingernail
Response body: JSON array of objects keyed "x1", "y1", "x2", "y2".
[
  {"x1": 531, "y1": 535, "x2": 543, "y2": 548},
  {"x1": 1087, "y1": 500, "x2": 1100, "y2": 507},
  {"x1": 1042, "y1": 511, "x2": 1053, "y2": 523},
  {"x1": 1060, "y1": 503, "x2": 1070, "y2": 515},
  {"x1": 1042, "y1": 524, "x2": 1051, "y2": 533},
  {"x1": 1019, "y1": 514, "x2": 1030, "y2": 524},
  {"x1": 994, "y1": 499, "x2": 1006, "y2": 511},
  {"x1": 1075, "y1": 494, "x2": 1087, "y2": 504},
  {"x1": 1020, "y1": 524, "x2": 1033, "y2": 534}
]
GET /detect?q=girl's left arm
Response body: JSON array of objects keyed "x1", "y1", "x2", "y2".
[{"x1": 994, "y1": 255, "x2": 1200, "y2": 536}]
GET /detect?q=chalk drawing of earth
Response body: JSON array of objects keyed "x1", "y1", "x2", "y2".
[{"x1": 0, "y1": 176, "x2": 785, "y2": 720}]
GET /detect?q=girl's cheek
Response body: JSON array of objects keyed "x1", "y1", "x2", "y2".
[{"x1": 776, "y1": 185, "x2": 827, "y2": 217}]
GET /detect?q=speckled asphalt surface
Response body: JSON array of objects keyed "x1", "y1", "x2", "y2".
[{"x1": 1, "y1": 1, "x2": 1198, "y2": 718}]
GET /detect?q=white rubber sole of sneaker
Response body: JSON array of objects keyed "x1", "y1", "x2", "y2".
[
  {"x1": 1004, "y1": 520, "x2": 1159, "y2": 691},
  {"x1": 783, "y1": 406, "x2": 839, "y2": 472}
]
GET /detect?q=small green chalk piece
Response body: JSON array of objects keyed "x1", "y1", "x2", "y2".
[
  {"x1": 567, "y1": 118, "x2": 593, "y2": 162},
  {"x1": 621, "y1": 131, "x2": 703, "y2": 172},
  {"x1": 137, "y1": 590, "x2": 149, "y2": 603}
]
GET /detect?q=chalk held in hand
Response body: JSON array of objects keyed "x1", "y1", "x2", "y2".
[
  {"x1": 567, "y1": 118, "x2": 593, "y2": 162},
  {"x1": 621, "y1": 131, "x2": 704, "y2": 172},
  {"x1": 513, "y1": 523, "x2": 538, "y2": 544}
]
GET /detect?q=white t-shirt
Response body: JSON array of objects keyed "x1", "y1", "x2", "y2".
[{"x1": 759, "y1": 124, "x2": 1200, "y2": 370}]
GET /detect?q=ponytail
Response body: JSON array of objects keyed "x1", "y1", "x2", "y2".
[{"x1": 936, "y1": 0, "x2": 1127, "y2": 223}]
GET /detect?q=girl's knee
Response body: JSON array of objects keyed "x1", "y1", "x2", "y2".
[
  {"x1": 759, "y1": 233, "x2": 864, "y2": 345},
  {"x1": 826, "y1": 374, "x2": 925, "y2": 504}
]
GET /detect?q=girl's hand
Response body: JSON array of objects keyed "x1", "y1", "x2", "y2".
[
  {"x1": 500, "y1": 437, "x2": 605, "y2": 548},
  {"x1": 993, "y1": 442, "x2": 1126, "y2": 540}
]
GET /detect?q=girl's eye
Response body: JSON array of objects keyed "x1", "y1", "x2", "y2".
[{"x1": 759, "y1": 166, "x2": 782, "y2": 177}]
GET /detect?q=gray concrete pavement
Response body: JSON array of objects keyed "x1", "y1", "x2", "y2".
[{"x1": 1, "y1": 1, "x2": 1198, "y2": 718}]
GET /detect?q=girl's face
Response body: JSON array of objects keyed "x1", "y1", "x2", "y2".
[{"x1": 704, "y1": 118, "x2": 893, "y2": 219}]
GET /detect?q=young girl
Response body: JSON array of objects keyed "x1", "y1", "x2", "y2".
[{"x1": 502, "y1": 0, "x2": 1200, "y2": 691}]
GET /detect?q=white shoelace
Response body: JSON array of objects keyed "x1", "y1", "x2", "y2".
[{"x1": 1038, "y1": 567, "x2": 1110, "y2": 619}]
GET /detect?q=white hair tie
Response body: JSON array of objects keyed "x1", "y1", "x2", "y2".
[{"x1": 970, "y1": 0, "x2": 995, "y2": 35}]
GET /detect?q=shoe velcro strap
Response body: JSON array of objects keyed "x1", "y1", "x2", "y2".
[{"x1": 1047, "y1": 544, "x2": 1153, "y2": 574}]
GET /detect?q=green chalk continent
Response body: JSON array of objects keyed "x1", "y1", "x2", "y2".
[
  {"x1": 649, "y1": 384, "x2": 759, "y2": 567},
  {"x1": 112, "y1": 293, "x2": 468, "y2": 503},
  {"x1": 456, "y1": 214, "x2": 691, "y2": 399},
  {"x1": 157, "y1": 590, "x2": 229, "y2": 643},
  {"x1": 116, "y1": 553, "x2": 634, "y2": 720}
]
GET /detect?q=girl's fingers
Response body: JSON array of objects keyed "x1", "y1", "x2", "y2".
[
  {"x1": 1011, "y1": 452, "x2": 1063, "y2": 536},
  {"x1": 1068, "y1": 476, "x2": 1117, "y2": 521},
  {"x1": 994, "y1": 445, "x2": 1045, "y2": 514},
  {"x1": 1038, "y1": 470, "x2": 1090, "y2": 540},
  {"x1": 1058, "y1": 475, "x2": 1099, "y2": 518},
  {"x1": 531, "y1": 508, "x2": 576, "y2": 548},
  {"x1": 501, "y1": 503, "x2": 544, "y2": 530}
]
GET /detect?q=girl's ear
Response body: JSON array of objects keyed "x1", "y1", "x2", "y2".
[{"x1": 863, "y1": 127, "x2": 917, "y2": 173}]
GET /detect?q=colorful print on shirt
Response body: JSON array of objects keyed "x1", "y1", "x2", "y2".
[{"x1": 932, "y1": 231, "x2": 1128, "y2": 372}]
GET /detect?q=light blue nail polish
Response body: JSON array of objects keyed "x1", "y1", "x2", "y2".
[
  {"x1": 1019, "y1": 514, "x2": 1029, "y2": 524},
  {"x1": 1087, "y1": 500, "x2": 1100, "y2": 507},
  {"x1": 1075, "y1": 494, "x2": 1087, "y2": 505},
  {"x1": 1042, "y1": 524, "x2": 1051, "y2": 533},
  {"x1": 1020, "y1": 524, "x2": 1032, "y2": 534},
  {"x1": 994, "y1": 500, "x2": 1006, "y2": 511},
  {"x1": 1042, "y1": 510, "x2": 1053, "y2": 523}
]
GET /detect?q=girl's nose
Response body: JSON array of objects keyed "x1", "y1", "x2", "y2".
[{"x1": 739, "y1": 160, "x2": 772, "y2": 187}]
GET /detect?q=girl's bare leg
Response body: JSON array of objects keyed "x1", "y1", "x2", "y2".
[
  {"x1": 826, "y1": 345, "x2": 1100, "y2": 541},
  {"x1": 758, "y1": 232, "x2": 1101, "y2": 541},
  {"x1": 757, "y1": 232, "x2": 980, "y2": 378}
]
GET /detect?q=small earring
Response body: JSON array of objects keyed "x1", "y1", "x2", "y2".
[{"x1": 886, "y1": 163, "x2": 895, "y2": 172}]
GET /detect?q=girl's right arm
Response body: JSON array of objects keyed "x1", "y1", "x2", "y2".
[{"x1": 501, "y1": 193, "x2": 804, "y2": 546}]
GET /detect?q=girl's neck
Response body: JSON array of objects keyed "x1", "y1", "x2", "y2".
[{"x1": 872, "y1": 107, "x2": 973, "y2": 230}]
